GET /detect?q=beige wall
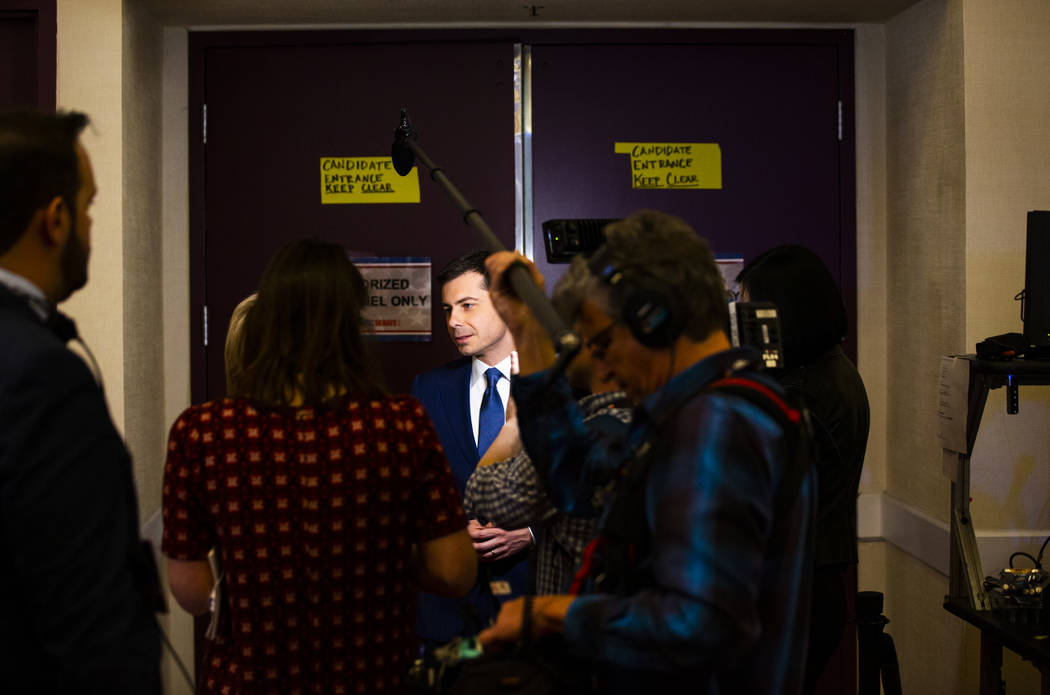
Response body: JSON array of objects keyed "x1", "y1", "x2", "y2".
[
  {"x1": 57, "y1": 0, "x2": 170, "y2": 523},
  {"x1": 124, "y1": 4, "x2": 194, "y2": 690},
  {"x1": 56, "y1": 0, "x2": 125, "y2": 428},
  {"x1": 161, "y1": 25, "x2": 192, "y2": 481},
  {"x1": 865, "y1": 3, "x2": 970, "y2": 690},
  {"x1": 962, "y1": 0, "x2": 1050, "y2": 533},
  {"x1": 862, "y1": 0, "x2": 1050, "y2": 691},
  {"x1": 854, "y1": 23, "x2": 888, "y2": 495},
  {"x1": 963, "y1": 0, "x2": 1050, "y2": 351},
  {"x1": 159, "y1": 23, "x2": 196, "y2": 694},
  {"x1": 123, "y1": 0, "x2": 166, "y2": 526},
  {"x1": 885, "y1": 0, "x2": 966, "y2": 523}
]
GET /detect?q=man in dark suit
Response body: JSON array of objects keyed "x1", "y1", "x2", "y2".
[
  {"x1": 0, "y1": 111, "x2": 161, "y2": 693},
  {"x1": 411, "y1": 250, "x2": 532, "y2": 645}
]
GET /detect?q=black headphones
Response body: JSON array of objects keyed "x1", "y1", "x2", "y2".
[{"x1": 587, "y1": 245, "x2": 684, "y2": 348}]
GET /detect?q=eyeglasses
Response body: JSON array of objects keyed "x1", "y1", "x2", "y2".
[{"x1": 584, "y1": 322, "x2": 616, "y2": 361}]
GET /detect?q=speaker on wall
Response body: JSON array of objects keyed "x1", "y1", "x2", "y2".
[{"x1": 1024, "y1": 211, "x2": 1050, "y2": 346}]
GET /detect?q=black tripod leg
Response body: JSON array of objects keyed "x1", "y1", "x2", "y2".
[{"x1": 879, "y1": 633, "x2": 903, "y2": 695}]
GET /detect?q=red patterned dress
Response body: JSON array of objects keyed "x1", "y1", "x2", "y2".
[{"x1": 162, "y1": 395, "x2": 467, "y2": 695}]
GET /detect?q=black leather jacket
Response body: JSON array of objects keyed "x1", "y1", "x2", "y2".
[{"x1": 781, "y1": 345, "x2": 870, "y2": 567}]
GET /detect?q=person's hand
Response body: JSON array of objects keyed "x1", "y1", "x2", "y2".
[
  {"x1": 478, "y1": 597, "x2": 528, "y2": 649},
  {"x1": 478, "y1": 595, "x2": 575, "y2": 649},
  {"x1": 484, "y1": 252, "x2": 545, "y2": 334},
  {"x1": 467, "y1": 520, "x2": 532, "y2": 561},
  {"x1": 484, "y1": 252, "x2": 556, "y2": 376}
]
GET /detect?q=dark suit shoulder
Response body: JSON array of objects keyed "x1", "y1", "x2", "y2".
[
  {"x1": 411, "y1": 356, "x2": 472, "y2": 398},
  {"x1": 0, "y1": 298, "x2": 61, "y2": 352},
  {"x1": 0, "y1": 307, "x2": 92, "y2": 393},
  {"x1": 414, "y1": 356, "x2": 472, "y2": 381}
]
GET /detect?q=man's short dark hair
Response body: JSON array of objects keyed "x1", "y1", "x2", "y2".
[
  {"x1": 437, "y1": 250, "x2": 490, "y2": 290},
  {"x1": 0, "y1": 110, "x2": 90, "y2": 256},
  {"x1": 554, "y1": 210, "x2": 728, "y2": 342}
]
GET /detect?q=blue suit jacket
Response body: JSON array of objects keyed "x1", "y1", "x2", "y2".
[
  {"x1": 411, "y1": 357, "x2": 479, "y2": 499},
  {"x1": 411, "y1": 357, "x2": 529, "y2": 642}
]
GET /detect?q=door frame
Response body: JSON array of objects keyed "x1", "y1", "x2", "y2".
[{"x1": 0, "y1": 0, "x2": 57, "y2": 110}]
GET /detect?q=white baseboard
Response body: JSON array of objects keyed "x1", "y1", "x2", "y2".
[
  {"x1": 857, "y1": 492, "x2": 883, "y2": 540},
  {"x1": 856, "y1": 492, "x2": 1050, "y2": 577}
]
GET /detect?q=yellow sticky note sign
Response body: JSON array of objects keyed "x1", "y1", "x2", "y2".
[
  {"x1": 613, "y1": 142, "x2": 722, "y2": 190},
  {"x1": 320, "y1": 157, "x2": 420, "y2": 204}
]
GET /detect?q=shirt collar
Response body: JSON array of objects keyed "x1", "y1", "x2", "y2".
[
  {"x1": 639, "y1": 346, "x2": 761, "y2": 422},
  {"x1": 0, "y1": 267, "x2": 50, "y2": 320},
  {"x1": 471, "y1": 352, "x2": 514, "y2": 387}
]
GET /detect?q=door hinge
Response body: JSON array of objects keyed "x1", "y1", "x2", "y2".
[
  {"x1": 202, "y1": 104, "x2": 208, "y2": 145},
  {"x1": 203, "y1": 305, "x2": 209, "y2": 347},
  {"x1": 837, "y1": 100, "x2": 843, "y2": 141}
]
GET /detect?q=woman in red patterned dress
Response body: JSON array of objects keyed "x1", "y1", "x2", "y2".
[{"x1": 162, "y1": 239, "x2": 477, "y2": 694}]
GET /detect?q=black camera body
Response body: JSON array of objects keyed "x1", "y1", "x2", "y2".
[{"x1": 728, "y1": 301, "x2": 783, "y2": 369}]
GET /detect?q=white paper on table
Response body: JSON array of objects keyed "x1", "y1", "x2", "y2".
[{"x1": 937, "y1": 356, "x2": 970, "y2": 454}]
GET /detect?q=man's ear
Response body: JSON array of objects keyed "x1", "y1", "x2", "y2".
[{"x1": 39, "y1": 196, "x2": 70, "y2": 247}]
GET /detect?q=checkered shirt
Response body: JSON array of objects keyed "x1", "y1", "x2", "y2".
[{"x1": 464, "y1": 390, "x2": 632, "y2": 594}]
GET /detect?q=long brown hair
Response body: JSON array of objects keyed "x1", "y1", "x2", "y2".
[{"x1": 239, "y1": 239, "x2": 385, "y2": 407}]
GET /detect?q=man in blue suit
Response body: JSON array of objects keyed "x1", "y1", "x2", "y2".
[
  {"x1": 0, "y1": 110, "x2": 161, "y2": 692},
  {"x1": 411, "y1": 250, "x2": 533, "y2": 645}
]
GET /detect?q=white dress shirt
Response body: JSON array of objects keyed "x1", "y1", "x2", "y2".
[
  {"x1": 468, "y1": 353, "x2": 513, "y2": 448},
  {"x1": 0, "y1": 266, "x2": 49, "y2": 320},
  {"x1": 0, "y1": 266, "x2": 102, "y2": 385}
]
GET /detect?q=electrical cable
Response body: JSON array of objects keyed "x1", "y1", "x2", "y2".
[
  {"x1": 1036, "y1": 534, "x2": 1050, "y2": 567},
  {"x1": 156, "y1": 617, "x2": 195, "y2": 693},
  {"x1": 74, "y1": 322, "x2": 193, "y2": 692},
  {"x1": 1009, "y1": 551, "x2": 1040, "y2": 569}
]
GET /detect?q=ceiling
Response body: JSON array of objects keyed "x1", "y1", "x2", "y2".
[{"x1": 140, "y1": 0, "x2": 924, "y2": 28}]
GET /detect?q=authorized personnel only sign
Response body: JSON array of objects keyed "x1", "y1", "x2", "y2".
[{"x1": 354, "y1": 257, "x2": 431, "y2": 341}]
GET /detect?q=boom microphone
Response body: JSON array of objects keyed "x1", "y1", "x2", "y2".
[
  {"x1": 391, "y1": 109, "x2": 416, "y2": 176},
  {"x1": 388, "y1": 109, "x2": 580, "y2": 366}
]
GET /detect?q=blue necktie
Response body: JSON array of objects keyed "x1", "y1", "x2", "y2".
[{"x1": 477, "y1": 367, "x2": 505, "y2": 457}]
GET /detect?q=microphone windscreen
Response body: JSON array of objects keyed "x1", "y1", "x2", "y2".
[{"x1": 390, "y1": 140, "x2": 415, "y2": 176}]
